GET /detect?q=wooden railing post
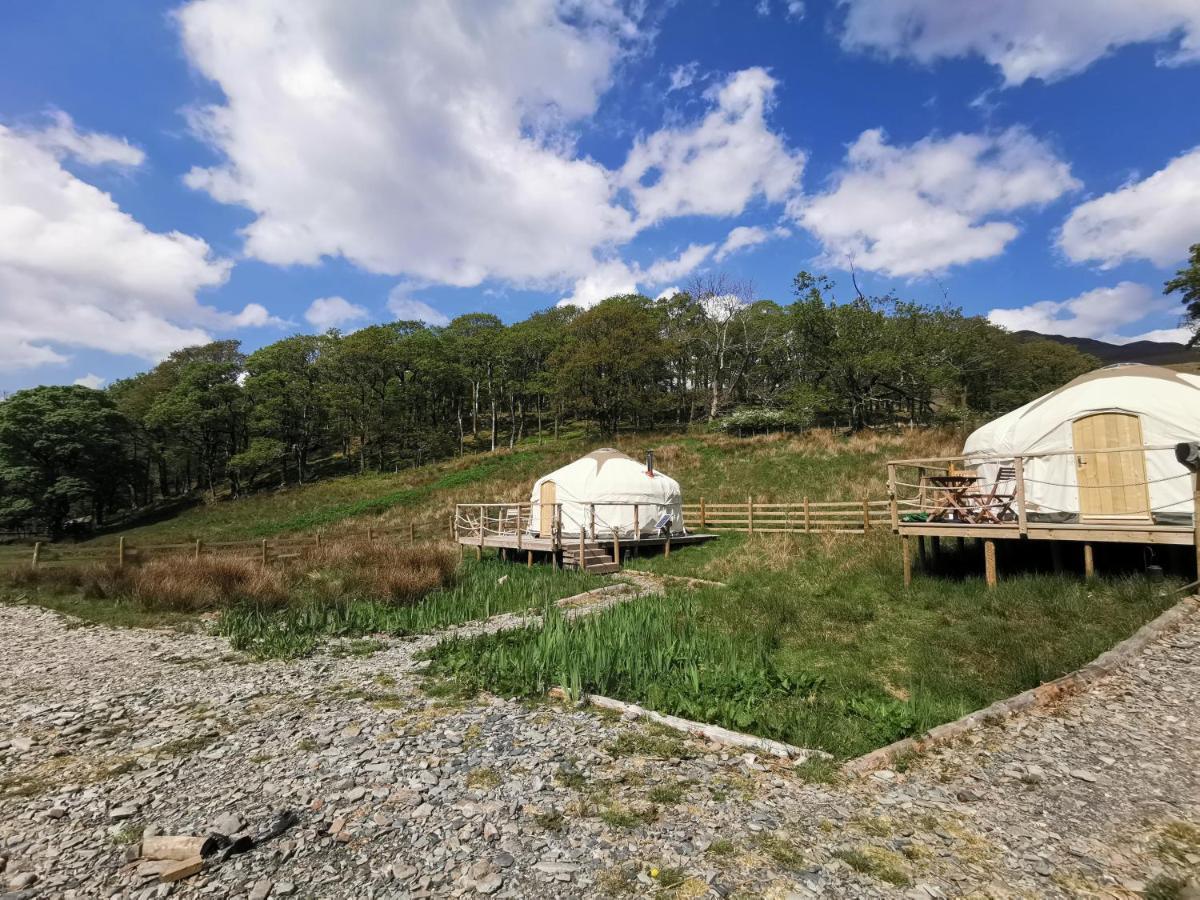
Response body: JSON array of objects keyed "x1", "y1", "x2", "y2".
[
  {"x1": 633, "y1": 504, "x2": 640, "y2": 543},
  {"x1": 588, "y1": 503, "x2": 596, "y2": 539},
  {"x1": 578, "y1": 529, "x2": 586, "y2": 570},
  {"x1": 117, "y1": 536, "x2": 125, "y2": 567},
  {"x1": 516, "y1": 505, "x2": 523, "y2": 552},
  {"x1": 612, "y1": 527, "x2": 620, "y2": 569},
  {"x1": 1014, "y1": 456, "x2": 1028, "y2": 536},
  {"x1": 1194, "y1": 471, "x2": 1200, "y2": 580}
]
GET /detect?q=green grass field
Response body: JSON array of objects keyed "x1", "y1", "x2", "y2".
[{"x1": 1, "y1": 427, "x2": 1182, "y2": 758}]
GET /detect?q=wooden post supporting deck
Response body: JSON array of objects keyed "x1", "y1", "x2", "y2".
[
  {"x1": 1194, "y1": 471, "x2": 1200, "y2": 579},
  {"x1": 612, "y1": 527, "x2": 621, "y2": 569},
  {"x1": 527, "y1": 549, "x2": 533, "y2": 568},
  {"x1": 588, "y1": 503, "x2": 596, "y2": 539},
  {"x1": 578, "y1": 529, "x2": 586, "y2": 570},
  {"x1": 917, "y1": 535, "x2": 927, "y2": 569},
  {"x1": 1083, "y1": 543, "x2": 1095, "y2": 580},
  {"x1": 983, "y1": 539, "x2": 997, "y2": 588},
  {"x1": 930, "y1": 536, "x2": 941, "y2": 567},
  {"x1": 901, "y1": 536, "x2": 912, "y2": 587}
]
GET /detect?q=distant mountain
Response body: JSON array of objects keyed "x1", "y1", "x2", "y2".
[{"x1": 1015, "y1": 331, "x2": 1200, "y2": 367}]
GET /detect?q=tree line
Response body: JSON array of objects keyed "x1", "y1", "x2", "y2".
[{"x1": 0, "y1": 271, "x2": 1098, "y2": 537}]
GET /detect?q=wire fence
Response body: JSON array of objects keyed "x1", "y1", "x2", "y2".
[{"x1": 0, "y1": 521, "x2": 442, "y2": 572}]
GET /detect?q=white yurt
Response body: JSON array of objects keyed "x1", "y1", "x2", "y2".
[
  {"x1": 529, "y1": 449, "x2": 685, "y2": 538},
  {"x1": 963, "y1": 364, "x2": 1200, "y2": 524}
]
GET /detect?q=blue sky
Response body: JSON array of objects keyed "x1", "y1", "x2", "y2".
[{"x1": 2, "y1": 0, "x2": 1199, "y2": 392}]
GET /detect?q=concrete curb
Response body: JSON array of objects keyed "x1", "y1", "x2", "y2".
[
  {"x1": 843, "y1": 595, "x2": 1199, "y2": 778},
  {"x1": 548, "y1": 686, "x2": 831, "y2": 763}
]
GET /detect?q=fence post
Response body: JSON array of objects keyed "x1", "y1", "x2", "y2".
[
  {"x1": 117, "y1": 536, "x2": 125, "y2": 567},
  {"x1": 261, "y1": 539, "x2": 268, "y2": 566},
  {"x1": 194, "y1": 539, "x2": 202, "y2": 561},
  {"x1": 409, "y1": 522, "x2": 415, "y2": 545},
  {"x1": 699, "y1": 497, "x2": 707, "y2": 529},
  {"x1": 316, "y1": 529, "x2": 322, "y2": 549},
  {"x1": 804, "y1": 497, "x2": 810, "y2": 534},
  {"x1": 367, "y1": 526, "x2": 374, "y2": 542},
  {"x1": 31, "y1": 541, "x2": 41, "y2": 570},
  {"x1": 862, "y1": 497, "x2": 870, "y2": 533},
  {"x1": 747, "y1": 496, "x2": 754, "y2": 534}
]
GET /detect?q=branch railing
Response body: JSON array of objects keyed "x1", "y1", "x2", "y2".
[
  {"x1": 887, "y1": 444, "x2": 1196, "y2": 533},
  {"x1": 453, "y1": 500, "x2": 682, "y2": 546}
]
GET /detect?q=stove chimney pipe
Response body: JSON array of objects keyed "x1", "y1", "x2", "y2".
[{"x1": 645, "y1": 449, "x2": 655, "y2": 475}]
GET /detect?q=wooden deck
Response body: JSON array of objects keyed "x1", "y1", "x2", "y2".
[
  {"x1": 454, "y1": 501, "x2": 715, "y2": 572},
  {"x1": 887, "y1": 445, "x2": 1200, "y2": 587}
]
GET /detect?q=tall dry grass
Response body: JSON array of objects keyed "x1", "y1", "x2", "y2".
[{"x1": 3, "y1": 539, "x2": 460, "y2": 612}]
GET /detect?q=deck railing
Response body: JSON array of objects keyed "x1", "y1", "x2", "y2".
[
  {"x1": 887, "y1": 444, "x2": 1195, "y2": 534},
  {"x1": 453, "y1": 500, "x2": 681, "y2": 545}
]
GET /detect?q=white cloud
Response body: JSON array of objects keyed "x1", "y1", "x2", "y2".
[
  {"x1": 837, "y1": 0, "x2": 1200, "y2": 86},
  {"x1": 668, "y1": 62, "x2": 699, "y2": 93},
  {"x1": 787, "y1": 1, "x2": 806, "y2": 18},
  {"x1": 179, "y1": 0, "x2": 640, "y2": 289},
  {"x1": 619, "y1": 68, "x2": 804, "y2": 228},
  {"x1": 641, "y1": 243, "x2": 716, "y2": 284},
  {"x1": 73, "y1": 373, "x2": 106, "y2": 389},
  {"x1": 714, "y1": 224, "x2": 789, "y2": 261},
  {"x1": 26, "y1": 110, "x2": 145, "y2": 167},
  {"x1": 1059, "y1": 146, "x2": 1200, "y2": 269},
  {"x1": 385, "y1": 289, "x2": 451, "y2": 326},
  {"x1": 558, "y1": 259, "x2": 640, "y2": 308},
  {"x1": 558, "y1": 243, "x2": 717, "y2": 308},
  {"x1": 305, "y1": 296, "x2": 369, "y2": 330},
  {"x1": 0, "y1": 122, "x2": 233, "y2": 371},
  {"x1": 795, "y1": 127, "x2": 1079, "y2": 277},
  {"x1": 655, "y1": 286, "x2": 683, "y2": 301},
  {"x1": 988, "y1": 281, "x2": 1189, "y2": 344}
]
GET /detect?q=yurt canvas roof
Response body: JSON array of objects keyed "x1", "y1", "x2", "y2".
[
  {"x1": 532, "y1": 449, "x2": 681, "y2": 503},
  {"x1": 964, "y1": 365, "x2": 1200, "y2": 458}
]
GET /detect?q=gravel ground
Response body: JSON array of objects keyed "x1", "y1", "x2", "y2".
[{"x1": 1, "y1": 595, "x2": 1198, "y2": 899}]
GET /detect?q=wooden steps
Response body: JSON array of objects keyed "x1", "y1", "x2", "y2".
[{"x1": 563, "y1": 541, "x2": 620, "y2": 574}]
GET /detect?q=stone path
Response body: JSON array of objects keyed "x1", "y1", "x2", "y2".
[{"x1": 1, "y1": 599, "x2": 1198, "y2": 899}]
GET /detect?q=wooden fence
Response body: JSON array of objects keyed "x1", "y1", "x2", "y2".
[
  {"x1": 684, "y1": 497, "x2": 891, "y2": 534},
  {"x1": 0, "y1": 522, "x2": 438, "y2": 571}
]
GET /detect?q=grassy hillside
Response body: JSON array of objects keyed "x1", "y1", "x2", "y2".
[{"x1": 73, "y1": 427, "x2": 961, "y2": 547}]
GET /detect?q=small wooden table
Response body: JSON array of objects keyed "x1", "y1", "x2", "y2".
[{"x1": 924, "y1": 475, "x2": 983, "y2": 522}]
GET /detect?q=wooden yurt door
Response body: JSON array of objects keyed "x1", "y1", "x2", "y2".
[
  {"x1": 539, "y1": 481, "x2": 556, "y2": 535},
  {"x1": 1071, "y1": 413, "x2": 1151, "y2": 520}
]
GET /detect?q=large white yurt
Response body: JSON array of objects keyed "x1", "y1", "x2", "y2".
[
  {"x1": 963, "y1": 364, "x2": 1200, "y2": 524},
  {"x1": 529, "y1": 449, "x2": 685, "y2": 538}
]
